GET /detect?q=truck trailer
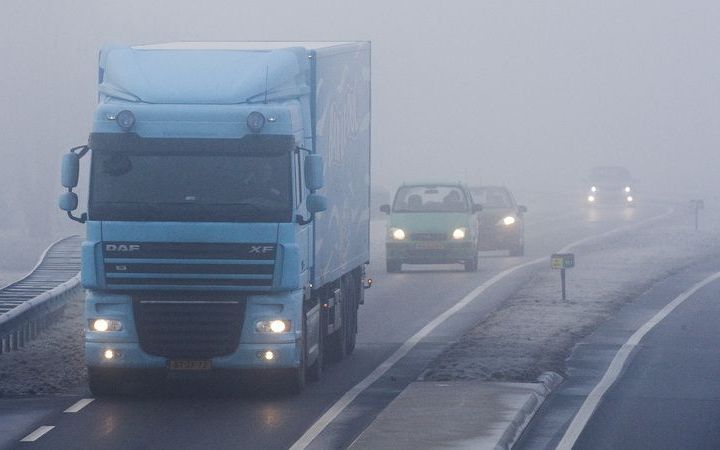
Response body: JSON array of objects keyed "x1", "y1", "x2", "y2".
[{"x1": 58, "y1": 41, "x2": 371, "y2": 394}]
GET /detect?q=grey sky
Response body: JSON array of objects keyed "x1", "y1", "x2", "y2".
[{"x1": 1, "y1": 0, "x2": 719, "y2": 235}]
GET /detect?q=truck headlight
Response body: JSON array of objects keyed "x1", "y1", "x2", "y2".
[
  {"x1": 624, "y1": 186, "x2": 631, "y2": 193},
  {"x1": 452, "y1": 228, "x2": 467, "y2": 240},
  {"x1": 256, "y1": 320, "x2": 291, "y2": 333},
  {"x1": 390, "y1": 228, "x2": 406, "y2": 240},
  {"x1": 590, "y1": 186, "x2": 597, "y2": 192},
  {"x1": 90, "y1": 319, "x2": 123, "y2": 332},
  {"x1": 501, "y1": 216, "x2": 516, "y2": 226}
]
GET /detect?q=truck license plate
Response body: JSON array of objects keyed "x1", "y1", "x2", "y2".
[{"x1": 169, "y1": 360, "x2": 212, "y2": 371}]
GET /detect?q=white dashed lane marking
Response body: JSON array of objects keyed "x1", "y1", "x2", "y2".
[
  {"x1": 20, "y1": 426, "x2": 55, "y2": 442},
  {"x1": 64, "y1": 398, "x2": 95, "y2": 413}
]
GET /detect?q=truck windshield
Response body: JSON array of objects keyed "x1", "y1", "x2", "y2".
[
  {"x1": 89, "y1": 141, "x2": 292, "y2": 223},
  {"x1": 392, "y1": 186, "x2": 469, "y2": 213}
]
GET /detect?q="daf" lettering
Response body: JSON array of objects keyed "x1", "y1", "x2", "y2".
[
  {"x1": 106, "y1": 244, "x2": 141, "y2": 252},
  {"x1": 249, "y1": 245, "x2": 274, "y2": 254}
]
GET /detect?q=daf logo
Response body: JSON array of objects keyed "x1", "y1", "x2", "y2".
[
  {"x1": 249, "y1": 245, "x2": 274, "y2": 254},
  {"x1": 106, "y1": 244, "x2": 141, "y2": 252}
]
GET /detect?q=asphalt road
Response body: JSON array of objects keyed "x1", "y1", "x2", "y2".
[
  {"x1": 517, "y1": 253, "x2": 720, "y2": 450},
  {"x1": 0, "y1": 197, "x2": 667, "y2": 450},
  {"x1": 573, "y1": 270, "x2": 720, "y2": 449}
]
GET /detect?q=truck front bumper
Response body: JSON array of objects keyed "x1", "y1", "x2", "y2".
[{"x1": 86, "y1": 341, "x2": 302, "y2": 371}]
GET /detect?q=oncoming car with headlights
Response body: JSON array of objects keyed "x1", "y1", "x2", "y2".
[
  {"x1": 380, "y1": 183, "x2": 481, "y2": 272},
  {"x1": 586, "y1": 166, "x2": 635, "y2": 206},
  {"x1": 471, "y1": 185, "x2": 527, "y2": 256}
]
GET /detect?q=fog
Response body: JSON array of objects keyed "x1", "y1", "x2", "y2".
[{"x1": 2, "y1": 0, "x2": 719, "y2": 247}]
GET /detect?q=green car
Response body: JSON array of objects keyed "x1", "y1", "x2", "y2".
[{"x1": 380, "y1": 183, "x2": 482, "y2": 272}]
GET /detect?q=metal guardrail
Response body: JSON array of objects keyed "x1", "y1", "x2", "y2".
[{"x1": 0, "y1": 235, "x2": 82, "y2": 354}]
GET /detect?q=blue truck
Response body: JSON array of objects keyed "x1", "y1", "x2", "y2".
[{"x1": 58, "y1": 42, "x2": 371, "y2": 394}]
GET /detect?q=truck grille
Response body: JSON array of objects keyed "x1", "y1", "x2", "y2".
[
  {"x1": 134, "y1": 295, "x2": 245, "y2": 359},
  {"x1": 103, "y1": 242, "x2": 275, "y2": 290},
  {"x1": 410, "y1": 233, "x2": 447, "y2": 241}
]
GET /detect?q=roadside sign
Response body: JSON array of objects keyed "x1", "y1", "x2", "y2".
[{"x1": 551, "y1": 253, "x2": 574, "y2": 269}]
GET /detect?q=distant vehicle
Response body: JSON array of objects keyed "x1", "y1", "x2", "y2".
[
  {"x1": 586, "y1": 166, "x2": 635, "y2": 206},
  {"x1": 471, "y1": 186, "x2": 527, "y2": 256},
  {"x1": 380, "y1": 183, "x2": 481, "y2": 272}
]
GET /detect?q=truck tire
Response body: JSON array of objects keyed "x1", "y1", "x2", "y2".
[
  {"x1": 285, "y1": 322, "x2": 307, "y2": 394},
  {"x1": 386, "y1": 260, "x2": 402, "y2": 273},
  {"x1": 344, "y1": 274, "x2": 359, "y2": 355},
  {"x1": 327, "y1": 274, "x2": 359, "y2": 361},
  {"x1": 306, "y1": 308, "x2": 324, "y2": 382}
]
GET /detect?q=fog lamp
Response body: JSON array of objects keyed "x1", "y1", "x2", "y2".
[
  {"x1": 626, "y1": 196, "x2": 633, "y2": 202},
  {"x1": 452, "y1": 228, "x2": 466, "y2": 240},
  {"x1": 502, "y1": 216, "x2": 516, "y2": 226},
  {"x1": 390, "y1": 228, "x2": 406, "y2": 240},
  {"x1": 258, "y1": 350, "x2": 276, "y2": 361},
  {"x1": 588, "y1": 195, "x2": 596, "y2": 203},
  {"x1": 103, "y1": 349, "x2": 118, "y2": 360}
]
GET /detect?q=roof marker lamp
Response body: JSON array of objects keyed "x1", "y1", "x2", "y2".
[
  {"x1": 247, "y1": 111, "x2": 266, "y2": 133},
  {"x1": 116, "y1": 110, "x2": 136, "y2": 132}
]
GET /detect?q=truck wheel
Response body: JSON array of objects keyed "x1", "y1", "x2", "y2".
[
  {"x1": 464, "y1": 255, "x2": 478, "y2": 272},
  {"x1": 306, "y1": 309, "x2": 324, "y2": 382},
  {"x1": 285, "y1": 328, "x2": 307, "y2": 394},
  {"x1": 344, "y1": 274, "x2": 359, "y2": 355},
  {"x1": 386, "y1": 260, "x2": 402, "y2": 273},
  {"x1": 88, "y1": 367, "x2": 122, "y2": 396}
]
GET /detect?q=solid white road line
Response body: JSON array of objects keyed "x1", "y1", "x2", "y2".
[
  {"x1": 64, "y1": 398, "x2": 95, "y2": 413},
  {"x1": 291, "y1": 206, "x2": 676, "y2": 449},
  {"x1": 20, "y1": 426, "x2": 55, "y2": 442},
  {"x1": 289, "y1": 258, "x2": 545, "y2": 450},
  {"x1": 556, "y1": 270, "x2": 720, "y2": 450}
]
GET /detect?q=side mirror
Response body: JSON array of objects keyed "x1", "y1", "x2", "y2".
[
  {"x1": 472, "y1": 204, "x2": 483, "y2": 213},
  {"x1": 518, "y1": 205, "x2": 528, "y2": 213},
  {"x1": 61, "y1": 153, "x2": 80, "y2": 188},
  {"x1": 305, "y1": 154, "x2": 324, "y2": 191},
  {"x1": 380, "y1": 204, "x2": 390, "y2": 214},
  {"x1": 58, "y1": 192, "x2": 79, "y2": 212},
  {"x1": 307, "y1": 193, "x2": 327, "y2": 214}
]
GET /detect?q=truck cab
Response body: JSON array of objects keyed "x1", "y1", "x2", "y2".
[{"x1": 380, "y1": 183, "x2": 481, "y2": 272}]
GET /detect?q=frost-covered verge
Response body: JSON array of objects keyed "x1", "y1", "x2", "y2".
[
  {"x1": 0, "y1": 284, "x2": 86, "y2": 397},
  {"x1": 422, "y1": 205, "x2": 720, "y2": 382}
]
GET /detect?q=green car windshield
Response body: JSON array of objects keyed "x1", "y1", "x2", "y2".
[{"x1": 393, "y1": 186, "x2": 469, "y2": 213}]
